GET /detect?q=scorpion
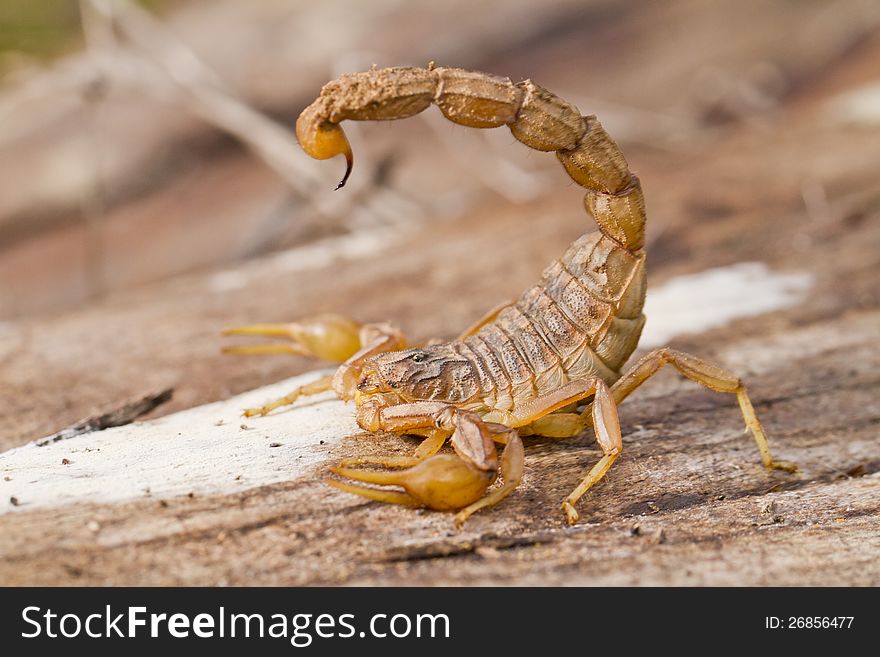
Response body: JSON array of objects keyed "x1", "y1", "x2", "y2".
[{"x1": 223, "y1": 64, "x2": 796, "y2": 527}]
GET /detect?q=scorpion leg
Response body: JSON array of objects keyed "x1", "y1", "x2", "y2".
[
  {"x1": 453, "y1": 423, "x2": 522, "y2": 528},
  {"x1": 520, "y1": 413, "x2": 587, "y2": 438},
  {"x1": 560, "y1": 381, "x2": 623, "y2": 525},
  {"x1": 327, "y1": 404, "x2": 523, "y2": 525},
  {"x1": 610, "y1": 347, "x2": 797, "y2": 472},
  {"x1": 240, "y1": 374, "x2": 335, "y2": 418},
  {"x1": 503, "y1": 379, "x2": 623, "y2": 525}
]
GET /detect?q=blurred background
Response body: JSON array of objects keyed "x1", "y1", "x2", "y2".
[{"x1": 2, "y1": 0, "x2": 878, "y2": 318}]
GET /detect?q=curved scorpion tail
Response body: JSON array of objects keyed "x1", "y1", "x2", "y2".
[{"x1": 296, "y1": 64, "x2": 645, "y2": 251}]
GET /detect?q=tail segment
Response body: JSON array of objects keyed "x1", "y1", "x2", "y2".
[{"x1": 296, "y1": 65, "x2": 645, "y2": 251}]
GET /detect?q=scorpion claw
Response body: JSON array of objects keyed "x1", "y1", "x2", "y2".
[
  {"x1": 323, "y1": 478, "x2": 420, "y2": 508},
  {"x1": 327, "y1": 455, "x2": 495, "y2": 512},
  {"x1": 222, "y1": 315, "x2": 363, "y2": 363}
]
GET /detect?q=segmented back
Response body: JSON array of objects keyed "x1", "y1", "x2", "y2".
[{"x1": 457, "y1": 228, "x2": 645, "y2": 415}]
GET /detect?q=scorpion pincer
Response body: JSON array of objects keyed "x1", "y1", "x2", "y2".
[{"x1": 224, "y1": 64, "x2": 797, "y2": 527}]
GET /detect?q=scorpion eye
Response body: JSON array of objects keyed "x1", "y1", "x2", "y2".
[{"x1": 411, "y1": 352, "x2": 427, "y2": 363}]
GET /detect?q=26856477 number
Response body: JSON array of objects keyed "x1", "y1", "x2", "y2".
[{"x1": 765, "y1": 616, "x2": 854, "y2": 629}]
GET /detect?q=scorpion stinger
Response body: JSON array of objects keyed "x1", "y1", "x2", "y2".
[
  {"x1": 225, "y1": 65, "x2": 796, "y2": 527},
  {"x1": 334, "y1": 150, "x2": 353, "y2": 190}
]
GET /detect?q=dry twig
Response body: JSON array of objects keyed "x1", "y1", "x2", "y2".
[{"x1": 32, "y1": 388, "x2": 173, "y2": 447}]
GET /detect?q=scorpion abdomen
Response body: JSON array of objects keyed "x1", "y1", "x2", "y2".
[{"x1": 460, "y1": 226, "x2": 646, "y2": 415}]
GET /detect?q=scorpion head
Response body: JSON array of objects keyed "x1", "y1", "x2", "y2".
[{"x1": 357, "y1": 345, "x2": 480, "y2": 404}]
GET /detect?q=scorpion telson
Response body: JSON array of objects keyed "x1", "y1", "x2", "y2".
[{"x1": 224, "y1": 65, "x2": 797, "y2": 527}]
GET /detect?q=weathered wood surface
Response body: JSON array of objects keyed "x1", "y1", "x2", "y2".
[{"x1": 1, "y1": 0, "x2": 879, "y2": 585}]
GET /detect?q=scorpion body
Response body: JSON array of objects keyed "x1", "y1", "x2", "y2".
[
  {"x1": 225, "y1": 65, "x2": 795, "y2": 526},
  {"x1": 400, "y1": 225, "x2": 646, "y2": 427},
  {"x1": 458, "y1": 229, "x2": 646, "y2": 425}
]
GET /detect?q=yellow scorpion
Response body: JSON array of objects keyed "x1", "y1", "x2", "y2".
[{"x1": 224, "y1": 64, "x2": 796, "y2": 527}]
